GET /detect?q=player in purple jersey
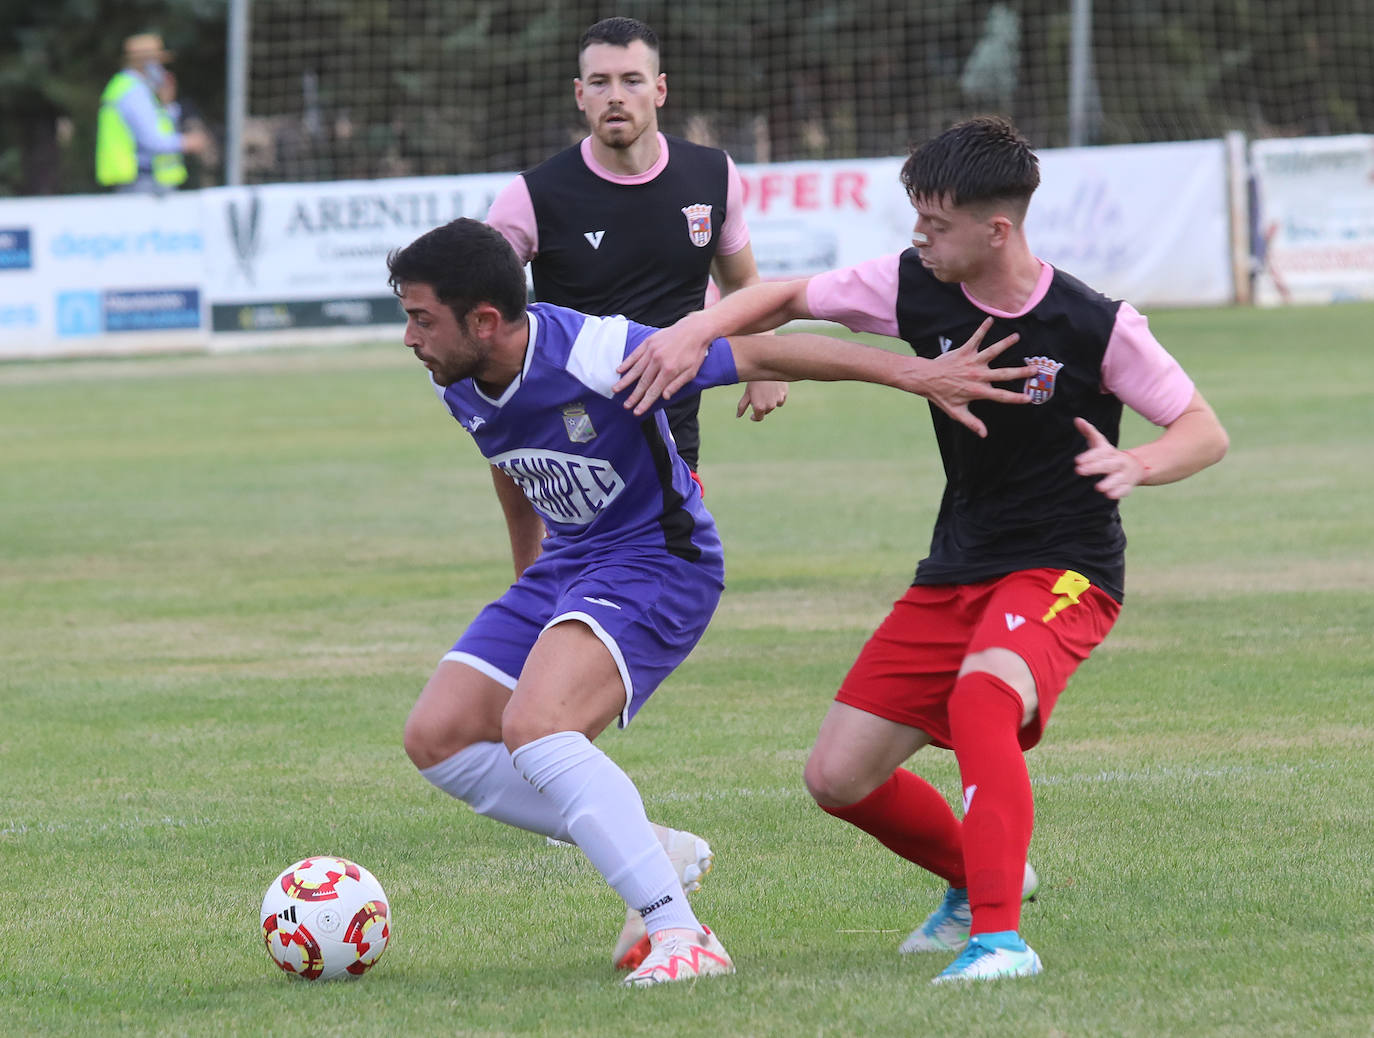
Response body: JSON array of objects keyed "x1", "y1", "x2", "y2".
[
  {"x1": 484, "y1": 18, "x2": 790, "y2": 969},
  {"x1": 386, "y1": 217, "x2": 1034, "y2": 987},
  {"x1": 615, "y1": 117, "x2": 1229, "y2": 984}
]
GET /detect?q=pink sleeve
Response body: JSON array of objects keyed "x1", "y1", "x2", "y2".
[
  {"x1": 1101, "y1": 303, "x2": 1196, "y2": 426},
  {"x1": 717, "y1": 155, "x2": 750, "y2": 256},
  {"x1": 803, "y1": 254, "x2": 903, "y2": 337},
  {"x1": 485, "y1": 176, "x2": 538, "y2": 262}
]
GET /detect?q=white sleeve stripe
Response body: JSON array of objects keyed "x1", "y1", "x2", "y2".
[{"x1": 565, "y1": 314, "x2": 630, "y2": 398}]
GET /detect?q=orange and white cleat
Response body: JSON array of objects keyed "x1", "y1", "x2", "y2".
[
  {"x1": 613, "y1": 828, "x2": 714, "y2": 970},
  {"x1": 622, "y1": 926, "x2": 734, "y2": 987}
]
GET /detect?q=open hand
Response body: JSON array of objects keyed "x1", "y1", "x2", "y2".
[
  {"x1": 914, "y1": 317, "x2": 1036, "y2": 437},
  {"x1": 1074, "y1": 417, "x2": 1147, "y2": 499}
]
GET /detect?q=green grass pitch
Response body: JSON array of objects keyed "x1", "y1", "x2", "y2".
[{"x1": 2, "y1": 303, "x2": 1372, "y2": 1036}]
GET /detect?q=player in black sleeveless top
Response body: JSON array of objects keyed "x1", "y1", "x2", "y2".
[
  {"x1": 487, "y1": 18, "x2": 786, "y2": 485},
  {"x1": 616, "y1": 116, "x2": 1229, "y2": 984}
]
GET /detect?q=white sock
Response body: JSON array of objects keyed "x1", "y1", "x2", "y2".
[
  {"x1": 512, "y1": 731, "x2": 701, "y2": 934},
  {"x1": 419, "y1": 741, "x2": 572, "y2": 843}
]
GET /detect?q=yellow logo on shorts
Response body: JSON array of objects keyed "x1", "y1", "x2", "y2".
[{"x1": 1042, "y1": 570, "x2": 1091, "y2": 623}]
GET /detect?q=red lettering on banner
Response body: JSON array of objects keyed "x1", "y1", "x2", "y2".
[
  {"x1": 757, "y1": 174, "x2": 786, "y2": 213},
  {"x1": 834, "y1": 172, "x2": 867, "y2": 209},
  {"x1": 740, "y1": 169, "x2": 870, "y2": 214}
]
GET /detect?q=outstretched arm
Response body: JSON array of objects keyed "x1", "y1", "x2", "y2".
[
  {"x1": 614, "y1": 278, "x2": 812, "y2": 413},
  {"x1": 712, "y1": 244, "x2": 789, "y2": 422},
  {"x1": 1074, "y1": 390, "x2": 1229, "y2": 500},
  {"x1": 727, "y1": 318, "x2": 1035, "y2": 438}
]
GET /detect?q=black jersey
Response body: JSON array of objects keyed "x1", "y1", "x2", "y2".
[
  {"x1": 893, "y1": 251, "x2": 1129, "y2": 600},
  {"x1": 520, "y1": 135, "x2": 730, "y2": 329}
]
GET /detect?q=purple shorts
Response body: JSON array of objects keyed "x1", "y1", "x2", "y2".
[{"x1": 444, "y1": 549, "x2": 724, "y2": 727}]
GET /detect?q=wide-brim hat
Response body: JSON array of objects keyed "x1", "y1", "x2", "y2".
[{"x1": 123, "y1": 33, "x2": 173, "y2": 64}]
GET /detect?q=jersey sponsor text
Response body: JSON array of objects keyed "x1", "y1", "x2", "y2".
[{"x1": 491, "y1": 447, "x2": 626, "y2": 525}]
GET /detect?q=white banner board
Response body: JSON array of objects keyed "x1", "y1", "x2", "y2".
[
  {"x1": 0, "y1": 136, "x2": 1245, "y2": 359},
  {"x1": 0, "y1": 193, "x2": 206, "y2": 358},
  {"x1": 1251, "y1": 134, "x2": 1374, "y2": 306},
  {"x1": 736, "y1": 157, "x2": 910, "y2": 276},
  {"x1": 200, "y1": 174, "x2": 511, "y2": 342},
  {"x1": 1031, "y1": 139, "x2": 1232, "y2": 307},
  {"x1": 735, "y1": 139, "x2": 1233, "y2": 308}
]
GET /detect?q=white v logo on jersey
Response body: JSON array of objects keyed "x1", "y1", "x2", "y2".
[
  {"x1": 1005, "y1": 613, "x2": 1026, "y2": 631},
  {"x1": 584, "y1": 230, "x2": 606, "y2": 249},
  {"x1": 939, "y1": 335, "x2": 954, "y2": 354},
  {"x1": 963, "y1": 784, "x2": 977, "y2": 814}
]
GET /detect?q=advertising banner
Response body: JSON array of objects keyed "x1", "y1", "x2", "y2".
[
  {"x1": 736, "y1": 157, "x2": 911, "y2": 278},
  {"x1": 735, "y1": 139, "x2": 1233, "y2": 308},
  {"x1": 0, "y1": 137, "x2": 1241, "y2": 360},
  {"x1": 1031, "y1": 139, "x2": 1232, "y2": 307},
  {"x1": 0, "y1": 193, "x2": 206, "y2": 358},
  {"x1": 1250, "y1": 134, "x2": 1374, "y2": 306},
  {"x1": 200, "y1": 174, "x2": 511, "y2": 342}
]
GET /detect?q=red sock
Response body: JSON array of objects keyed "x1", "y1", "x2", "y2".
[
  {"x1": 947, "y1": 672, "x2": 1034, "y2": 935},
  {"x1": 821, "y1": 769, "x2": 966, "y2": 887}
]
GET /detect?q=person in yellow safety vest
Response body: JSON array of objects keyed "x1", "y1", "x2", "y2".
[{"x1": 97, "y1": 33, "x2": 209, "y2": 193}]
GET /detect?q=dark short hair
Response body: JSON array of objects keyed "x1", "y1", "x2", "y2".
[
  {"x1": 579, "y1": 16, "x2": 659, "y2": 55},
  {"x1": 386, "y1": 218, "x2": 526, "y2": 323},
  {"x1": 900, "y1": 115, "x2": 1040, "y2": 217}
]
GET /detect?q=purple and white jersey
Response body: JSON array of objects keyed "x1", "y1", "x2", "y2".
[{"x1": 434, "y1": 302, "x2": 738, "y2": 568}]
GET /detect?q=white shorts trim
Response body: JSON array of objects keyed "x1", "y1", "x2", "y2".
[
  {"x1": 544, "y1": 610, "x2": 634, "y2": 727},
  {"x1": 440, "y1": 650, "x2": 518, "y2": 690}
]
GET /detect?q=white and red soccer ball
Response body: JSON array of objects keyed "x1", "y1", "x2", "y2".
[{"x1": 261, "y1": 856, "x2": 391, "y2": 980}]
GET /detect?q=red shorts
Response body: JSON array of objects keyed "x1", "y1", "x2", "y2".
[{"x1": 836, "y1": 568, "x2": 1121, "y2": 751}]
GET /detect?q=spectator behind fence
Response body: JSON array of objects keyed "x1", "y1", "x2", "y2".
[{"x1": 96, "y1": 33, "x2": 209, "y2": 194}]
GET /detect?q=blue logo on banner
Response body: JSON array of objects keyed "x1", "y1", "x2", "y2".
[
  {"x1": 0, "y1": 228, "x2": 32, "y2": 270},
  {"x1": 0, "y1": 302, "x2": 38, "y2": 328},
  {"x1": 103, "y1": 288, "x2": 201, "y2": 331},
  {"x1": 49, "y1": 229, "x2": 202, "y2": 263},
  {"x1": 57, "y1": 291, "x2": 102, "y2": 337}
]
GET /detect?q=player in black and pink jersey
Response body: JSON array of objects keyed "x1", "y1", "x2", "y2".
[
  {"x1": 486, "y1": 16, "x2": 789, "y2": 972},
  {"x1": 616, "y1": 116, "x2": 1229, "y2": 984},
  {"x1": 487, "y1": 16, "x2": 787, "y2": 482},
  {"x1": 387, "y1": 217, "x2": 1032, "y2": 987}
]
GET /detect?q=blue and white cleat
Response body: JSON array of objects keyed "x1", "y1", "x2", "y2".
[
  {"x1": 930, "y1": 931, "x2": 1043, "y2": 984},
  {"x1": 899, "y1": 861, "x2": 1039, "y2": 954},
  {"x1": 899, "y1": 884, "x2": 972, "y2": 953}
]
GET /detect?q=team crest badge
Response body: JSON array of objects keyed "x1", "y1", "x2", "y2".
[
  {"x1": 562, "y1": 403, "x2": 597, "y2": 443},
  {"x1": 681, "y1": 204, "x2": 713, "y2": 248},
  {"x1": 1024, "y1": 356, "x2": 1064, "y2": 404}
]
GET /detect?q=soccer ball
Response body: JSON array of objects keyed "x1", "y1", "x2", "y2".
[{"x1": 261, "y1": 856, "x2": 391, "y2": 980}]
